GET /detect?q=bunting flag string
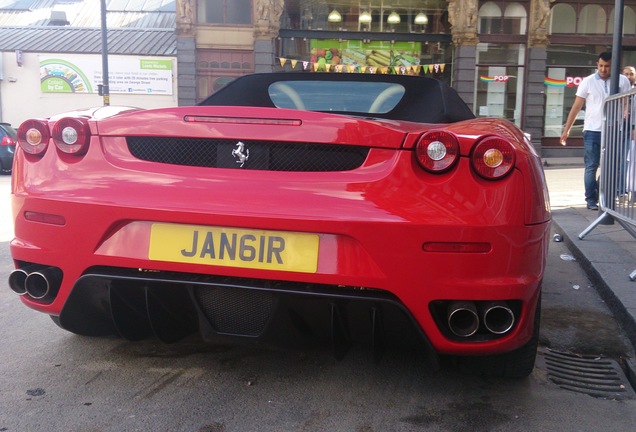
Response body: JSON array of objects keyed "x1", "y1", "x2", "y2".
[{"x1": 276, "y1": 57, "x2": 447, "y2": 75}]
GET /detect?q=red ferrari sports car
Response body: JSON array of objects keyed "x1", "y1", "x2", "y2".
[{"x1": 9, "y1": 72, "x2": 550, "y2": 378}]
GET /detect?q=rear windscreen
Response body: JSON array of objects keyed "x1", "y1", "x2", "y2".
[{"x1": 268, "y1": 81, "x2": 405, "y2": 114}]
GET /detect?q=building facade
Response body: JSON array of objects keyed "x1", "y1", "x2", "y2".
[{"x1": 176, "y1": 0, "x2": 636, "y2": 155}]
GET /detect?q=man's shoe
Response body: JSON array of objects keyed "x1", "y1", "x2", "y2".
[{"x1": 587, "y1": 204, "x2": 599, "y2": 210}]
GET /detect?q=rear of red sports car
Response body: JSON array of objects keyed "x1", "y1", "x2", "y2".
[{"x1": 9, "y1": 73, "x2": 550, "y2": 378}]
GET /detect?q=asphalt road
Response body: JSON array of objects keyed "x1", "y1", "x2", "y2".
[{"x1": 2, "y1": 171, "x2": 636, "y2": 432}]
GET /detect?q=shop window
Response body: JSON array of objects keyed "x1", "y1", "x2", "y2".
[
  {"x1": 578, "y1": 5, "x2": 606, "y2": 34},
  {"x1": 550, "y1": 4, "x2": 576, "y2": 34},
  {"x1": 476, "y1": 42, "x2": 525, "y2": 65},
  {"x1": 475, "y1": 43, "x2": 526, "y2": 127},
  {"x1": 198, "y1": 0, "x2": 252, "y2": 25},
  {"x1": 285, "y1": 1, "x2": 446, "y2": 34},
  {"x1": 475, "y1": 65, "x2": 524, "y2": 126},
  {"x1": 608, "y1": 6, "x2": 636, "y2": 35},
  {"x1": 543, "y1": 66, "x2": 594, "y2": 140}
]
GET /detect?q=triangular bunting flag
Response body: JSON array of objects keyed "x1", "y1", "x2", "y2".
[
  {"x1": 440, "y1": 64, "x2": 446, "y2": 73},
  {"x1": 291, "y1": 59, "x2": 298, "y2": 69},
  {"x1": 279, "y1": 58, "x2": 287, "y2": 68}
]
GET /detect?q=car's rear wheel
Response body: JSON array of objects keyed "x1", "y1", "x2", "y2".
[{"x1": 455, "y1": 295, "x2": 541, "y2": 379}]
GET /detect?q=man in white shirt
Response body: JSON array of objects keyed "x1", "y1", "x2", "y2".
[{"x1": 560, "y1": 51, "x2": 632, "y2": 210}]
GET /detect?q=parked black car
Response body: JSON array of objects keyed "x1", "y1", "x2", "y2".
[{"x1": 0, "y1": 122, "x2": 17, "y2": 174}]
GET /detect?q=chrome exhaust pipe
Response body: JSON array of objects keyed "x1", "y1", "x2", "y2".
[
  {"x1": 25, "y1": 267, "x2": 63, "y2": 300},
  {"x1": 8, "y1": 268, "x2": 30, "y2": 296},
  {"x1": 481, "y1": 302, "x2": 515, "y2": 335},
  {"x1": 447, "y1": 301, "x2": 479, "y2": 337}
]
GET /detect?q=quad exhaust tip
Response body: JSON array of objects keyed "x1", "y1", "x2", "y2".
[
  {"x1": 446, "y1": 300, "x2": 516, "y2": 338},
  {"x1": 481, "y1": 302, "x2": 515, "y2": 335},
  {"x1": 447, "y1": 301, "x2": 480, "y2": 337}
]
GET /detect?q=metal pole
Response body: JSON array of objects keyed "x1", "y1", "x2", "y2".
[
  {"x1": 101, "y1": 0, "x2": 110, "y2": 106},
  {"x1": 610, "y1": 0, "x2": 625, "y2": 95}
]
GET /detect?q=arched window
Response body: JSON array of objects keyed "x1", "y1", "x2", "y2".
[
  {"x1": 549, "y1": 4, "x2": 576, "y2": 34},
  {"x1": 503, "y1": 3, "x2": 527, "y2": 35},
  {"x1": 478, "y1": 1, "x2": 527, "y2": 35},
  {"x1": 608, "y1": 6, "x2": 636, "y2": 35},
  {"x1": 578, "y1": 5, "x2": 606, "y2": 34},
  {"x1": 478, "y1": 1, "x2": 502, "y2": 33}
]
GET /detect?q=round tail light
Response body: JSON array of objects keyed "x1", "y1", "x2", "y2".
[
  {"x1": 471, "y1": 137, "x2": 516, "y2": 180},
  {"x1": 17, "y1": 119, "x2": 50, "y2": 155},
  {"x1": 415, "y1": 131, "x2": 460, "y2": 173},
  {"x1": 52, "y1": 117, "x2": 91, "y2": 155}
]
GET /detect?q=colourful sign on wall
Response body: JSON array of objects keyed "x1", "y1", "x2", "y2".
[{"x1": 40, "y1": 56, "x2": 173, "y2": 95}]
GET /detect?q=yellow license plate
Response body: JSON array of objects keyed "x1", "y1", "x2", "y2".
[{"x1": 149, "y1": 223, "x2": 320, "y2": 273}]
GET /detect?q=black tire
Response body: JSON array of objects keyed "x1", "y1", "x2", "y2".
[{"x1": 456, "y1": 295, "x2": 541, "y2": 379}]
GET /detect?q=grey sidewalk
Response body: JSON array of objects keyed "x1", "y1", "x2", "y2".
[{"x1": 545, "y1": 162, "x2": 636, "y2": 353}]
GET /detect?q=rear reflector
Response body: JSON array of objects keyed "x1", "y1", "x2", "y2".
[{"x1": 24, "y1": 211, "x2": 66, "y2": 226}]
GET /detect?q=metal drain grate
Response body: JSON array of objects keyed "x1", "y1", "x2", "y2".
[{"x1": 536, "y1": 348, "x2": 636, "y2": 400}]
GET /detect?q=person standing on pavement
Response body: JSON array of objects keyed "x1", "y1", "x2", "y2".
[{"x1": 560, "y1": 51, "x2": 632, "y2": 211}]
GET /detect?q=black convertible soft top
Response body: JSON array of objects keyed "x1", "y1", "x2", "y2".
[{"x1": 198, "y1": 72, "x2": 475, "y2": 124}]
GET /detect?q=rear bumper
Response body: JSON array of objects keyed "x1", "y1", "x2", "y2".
[
  {"x1": 10, "y1": 151, "x2": 550, "y2": 356},
  {"x1": 55, "y1": 267, "x2": 442, "y2": 368}
]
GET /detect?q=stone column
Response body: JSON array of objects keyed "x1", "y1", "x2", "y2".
[
  {"x1": 254, "y1": 0, "x2": 285, "y2": 73},
  {"x1": 176, "y1": 0, "x2": 196, "y2": 106},
  {"x1": 446, "y1": 0, "x2": 479, "y2": 108},
  {"x1": 525, "y1": 0, "x2": 552, "y2": 154}
]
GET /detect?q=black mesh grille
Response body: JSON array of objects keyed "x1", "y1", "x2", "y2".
[
  {"x1": 193, "y1": 286, "x2": 274, "y2": 336},
  {"x1": 126, "y1": 137, "x2": 369, "y2": 172}
]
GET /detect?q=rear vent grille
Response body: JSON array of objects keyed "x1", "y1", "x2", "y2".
[
  {"x1": 127, "y1": 137, "x2": 369, "y2": 172},
  {"x1": 194, "y1": 286, "x2": 274, "y2": 337}
]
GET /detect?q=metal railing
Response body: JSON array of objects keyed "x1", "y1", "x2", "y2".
[{"x1": 579, "y1": 88, "x2": 636, "y2": 280}]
